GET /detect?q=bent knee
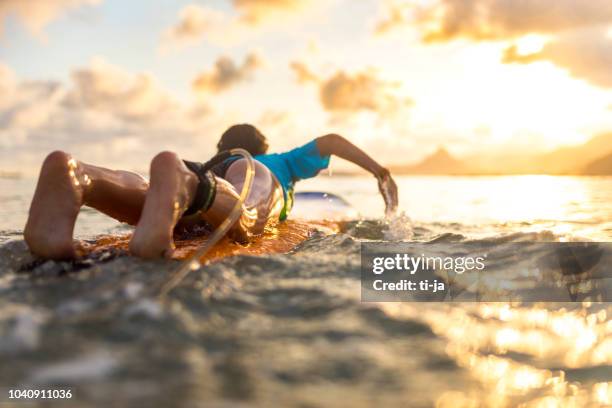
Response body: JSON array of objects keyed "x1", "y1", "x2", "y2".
[
  {"x1": 150, "y1": 151, "x2": 180, "y2": 171},
  {"x1": 41, "y1": 150, "x2": 72, "y2": 172}
]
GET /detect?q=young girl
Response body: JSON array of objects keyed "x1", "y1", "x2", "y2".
[{"x1": 24, "y1": 124, "x2": 398, "y2": 259}]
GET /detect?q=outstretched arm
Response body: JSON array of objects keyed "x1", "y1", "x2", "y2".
[{"x1": 316, "y1": 134, "x2": 398, "y2": 214}]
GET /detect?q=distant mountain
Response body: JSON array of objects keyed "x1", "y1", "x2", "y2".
[
  {"x1": 388, "y1": 133, "x2": 612, "y2": 176},
  {"x1": 582, "y1": 152, "x2": 612, "y2": 175},
  {"x1": 537, "y1": 132, "x2": 612, "y2": 174},
  {"x1": 391, "y1": 147, "x2": 474, "y2": 175}
]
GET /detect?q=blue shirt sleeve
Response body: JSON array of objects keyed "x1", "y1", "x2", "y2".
[{"x1": 282, "y1": 140, "x2": 330, "y2": 182}]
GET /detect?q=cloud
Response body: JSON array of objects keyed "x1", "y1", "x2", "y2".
[
  {"x1": 290, "y1": 61, "x2": 412, "y2": 119},
  {"x1": 503, "y1": 29, "x2": 612, "y2": 88},
  {"x1": 375, "y1": 1, "x2": 410, "y2": 35},
  {"x1": 376, "y1": 2, "x2": 612, "y2": 90},
  {"x1": 0, "y1": 0, "x2": 102, "y2": 36},
  {"x1": 0, "y1": 60, "x2": 223, "y2": 173},
  {"x1": 192, "y1": 53, "x2": 264, "y2": 94},
  {"x1": 256, "y1": 110, "x2": 304, "y2": 150},
  {"x1": 258, "y1": 110, "x2": 292, "y2": 127},
  {"x1": 232, "y1": 0, "x2": 309, "y2": 24},
  {"x1": 289, "y1": 61, "x2": 319, "y2": 84},
  {"x1": 320, "y1": 71, "x2": 403, "y2": 114},
  {"x1": 161, "y1": 1, "x2": 325, "y2": 50},
  {"x1": 0, "y1": 63, "x2": 16, "y2": 99},
  {"x1": 0, "y1": 63, "x2": 64, "y2": 132},
  {"x1": 64, "y1": 58, "x2": 178, "y2": 121},
  {"x1": 377, "y1": 0, "x2": 612, "y2": 41},
  {"x1": 160, "y1": 4, "x2": 226, "y2": 50},
  {"x1": 0, "y1": 80, "x2": 64, "y2": 131}
]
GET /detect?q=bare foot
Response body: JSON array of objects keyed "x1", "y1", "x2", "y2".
[
  {"x1": 129, "y1": 227, "x2": 175, "y2": 259},
  {"x1": 24, "y1": 151, "x2": 84, "y2": 259},
  {"x1": 129, "y1": 152, "x2": 196, "y2": 259}
]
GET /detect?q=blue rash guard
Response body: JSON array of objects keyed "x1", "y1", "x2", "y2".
[
  {"x1": 185, "y1": 140, "x2": 330, "y2": 220},
  {"x1": 254, "y1": 140, "x2": 330, "y2": 220}
]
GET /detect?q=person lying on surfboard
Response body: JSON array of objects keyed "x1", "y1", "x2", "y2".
[{"x1": 24, "y1": 123, "x2": 398, "y2": 259}]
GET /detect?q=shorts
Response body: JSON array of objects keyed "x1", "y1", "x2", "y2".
[{"x1": 182, "y1": 160, "x2": 217, "y2": 216}]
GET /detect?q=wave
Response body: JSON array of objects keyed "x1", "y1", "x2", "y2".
[{"x1": 0, "y1": 222, "x2": 610, "y2": 406}]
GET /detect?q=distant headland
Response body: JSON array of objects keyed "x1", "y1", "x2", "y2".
[{"x1": 388, "y1": 133, "x2": 612, "y2": 176}]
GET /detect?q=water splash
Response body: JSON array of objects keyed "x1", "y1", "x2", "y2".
[{"x1": 383, "y1": 211, "x2": 413, "y2": 241}]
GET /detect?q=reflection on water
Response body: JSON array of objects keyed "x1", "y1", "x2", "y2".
[
  {"x1": 300, "y1": 175, "x2": 612, "y2": 240},
  {"x1": 381, "y1": 301, "x2": 611, "y2": 406}
]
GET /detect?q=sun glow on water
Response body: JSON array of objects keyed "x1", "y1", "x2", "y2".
[{"x1": 382, "y1": 301, "x2": 612, "y2": 407}]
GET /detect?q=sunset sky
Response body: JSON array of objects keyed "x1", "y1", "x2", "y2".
[{"x1": 2, "y1": 0, "x2": 612, "y2": 174}]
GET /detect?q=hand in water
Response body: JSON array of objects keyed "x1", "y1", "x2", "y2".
[{"x1": 376, "y1": 169, "x2": 398, "y2": 216}]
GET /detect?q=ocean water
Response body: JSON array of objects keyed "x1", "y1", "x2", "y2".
[
  {"x1": 0, "y1": 175, "x2": 611, "y2": 406},
  {"x1": 3, "y1": 175, "x2": 612, "y2": 240}
]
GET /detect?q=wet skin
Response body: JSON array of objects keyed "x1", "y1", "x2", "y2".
[
  {"x1": 24, "y1": 151, "x2": 282, "y2": 260},
  {"x1": 25, "y1": 135, "x2": 395, "y2": 260}
]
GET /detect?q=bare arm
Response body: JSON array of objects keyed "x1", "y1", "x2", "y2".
[{"x1": 316, "y1": 134, "x2": 398, "y2": 214}]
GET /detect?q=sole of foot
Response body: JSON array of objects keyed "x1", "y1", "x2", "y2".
[{"x1": 24, "y1": 151, "x2": 83, "y2": 260}]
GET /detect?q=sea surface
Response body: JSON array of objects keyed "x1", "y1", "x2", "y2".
[{"x1": 0, "y1": 175, "x2": 611, "y2": 407}]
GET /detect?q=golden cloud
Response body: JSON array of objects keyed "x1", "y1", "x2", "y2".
[
  {"x1": 161, "y1": 4, "x2": 226, "y2": 50},
  {"x1": 0, "y1": 64, "x2": 64, "y2": 131},
  {"x1": 232, "y1": 0, "x2": 308, "y2": 24},
  {"x1": 375, "y1": 1, "x2": 409, "y2": 35},
  {"x1": 0, "y1": 60, "x2": 224, "y2": 171},
  {"x1": 503, "y1": 29, "x2": 612, "y2": 88},
  {"x1": 65, "y1": 58, "x2": 177, "y2": 120},
  {"x1": 320, "y1": 71, "x2": 406, "y2": 114},
  {"x1": 192, "y1": 53, "x2": 264, "y2": 94},
  {"x1": 0, "y1": 0, "x2": 102, "y2": 36},
  {"x1": 290, "y1": 61, "x2": 412, "y2": 118},
  {"x1": 161, "y1": 1, "x2": 326, "y2": 50},
  {"x1": 289, "y1": 61, "x2": 319, "y2": 84},
  {"x1": 0, "y1": 63, "x2": 16, "y2": 98},
  {"x1": 377, "y1": 0, "x2": 612, "y2": 41},
  {"x1": 376, "y1": 1, "x2": 612, "y2": 90}
]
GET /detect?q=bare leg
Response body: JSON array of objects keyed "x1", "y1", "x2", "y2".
[
  {"x1": 129, "y1": 152, "x2": 198, "y2": 259},
  {"x1": 24, "y1": 151, "x2": 149, "y2": 259},
  {"x1": 25, "y1": 150, "x2": 281, "y2": 260}
]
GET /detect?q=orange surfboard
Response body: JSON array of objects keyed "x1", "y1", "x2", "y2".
[
  {"x1": 86, "y1": 219, "x2": 339, "y2": 264},
  {"x1": 84, "y1": 192, "x2": 350, "y2": 264}
]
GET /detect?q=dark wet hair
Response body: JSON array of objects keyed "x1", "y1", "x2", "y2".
[{"x1": 217, "y1": 124, "x2": 269, "y2": 156}]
